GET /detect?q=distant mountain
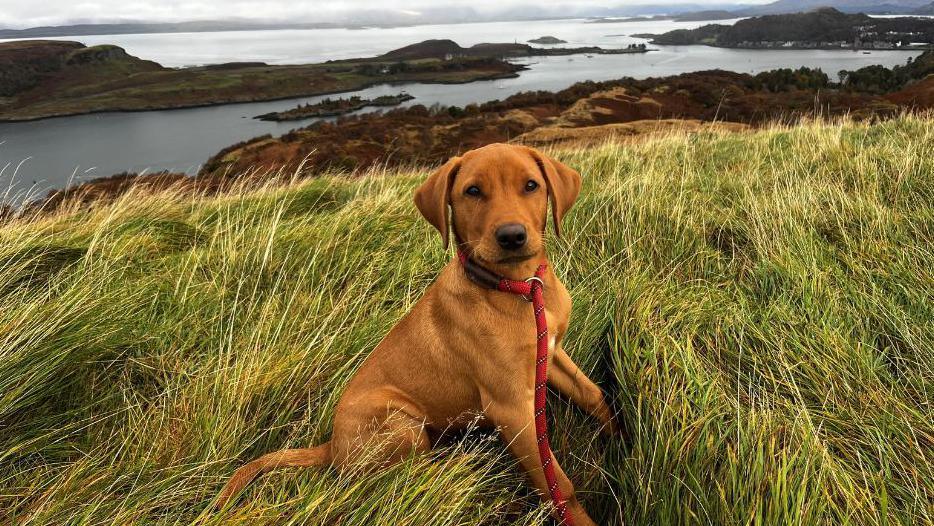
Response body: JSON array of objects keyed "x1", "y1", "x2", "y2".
[
  {"x1": 568, "y1": 3, "x2": 756, "y2": 17},
  {"x1": 9, "y1": 1, "x2": 930, "y2": 40},
  {"x1": 673, "y1": 10, "x2": 742, "y2": 20},
  {"x1": 0, "y1": 21, "x2": 347, "y2": 39},
  {"x1": 671, "y1": 0, "x2": 934, "y2": 21},
  {"x1": 0, "y1": 4, "x2": 761, "y2": 39},
  {"x1": 738, "y1": 0, "x2": 931, "y2": 15}
]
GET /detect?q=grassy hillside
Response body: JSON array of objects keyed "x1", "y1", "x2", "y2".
[{"x1": 1, "y1": 116, "x2": 932, "y2": 525}]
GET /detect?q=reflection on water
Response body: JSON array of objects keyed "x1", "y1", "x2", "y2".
[{"x1": 0, "y1": 18, "x2": 924, "y2": 199}]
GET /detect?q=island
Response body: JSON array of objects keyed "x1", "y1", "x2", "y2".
[
  {"x1": 255, "y1": 93, "x2": 415, "y2": 121},
  {"x1": 0, "y1": 39, "x2": 652, "y2": 121},
  {"x1": 643, "y1": 8, "x2": 934, "y2": 49},
  {"x1": 527, "y1": 36, "x2": 567, "y2": 44},
  {"x1": 378, "y1": 39, "x2": 651, "y2": 59}
]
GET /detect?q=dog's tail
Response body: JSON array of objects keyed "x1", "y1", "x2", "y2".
[{"x1": 215, "y1": 442, "x2": 331, "y2": 509}]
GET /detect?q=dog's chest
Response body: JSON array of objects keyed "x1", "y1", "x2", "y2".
[{"x1": 474, "y1": 293, "x2": 568, "y2": 354}]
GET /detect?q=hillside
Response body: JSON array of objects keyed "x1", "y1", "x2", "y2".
[
  {"x1": 649, "y1": 8, "x2": 934, "y2": 47},
  {"x1": 668, "y1": 0, "x2": 933, "y2": 18},
  {"x1": 0, "y1": 40, "x2": 163, "y2": 97},
  {"x1": 1, "y1": 116, "x2": 933, "y2": 525},
  {"x1": 196, "y1": 53, "x2": 934, "y2": 179},
  {"x1": 740, "y1": 0, "x2": 931, "y2": 15}
]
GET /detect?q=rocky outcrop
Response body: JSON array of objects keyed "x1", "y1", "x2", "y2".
[{"x1": 65, "y1": 44, "x2": 133, "y2": 65}]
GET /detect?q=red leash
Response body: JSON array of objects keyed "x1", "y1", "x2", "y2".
[{"x1": 457, "y1": 250, "x2": 574, "y2": 526}]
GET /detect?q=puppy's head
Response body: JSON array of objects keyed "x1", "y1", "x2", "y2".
[{"x1": 414, "y1": 143, "x2": 581, "y2": 266}]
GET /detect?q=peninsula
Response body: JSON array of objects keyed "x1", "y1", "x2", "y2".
[
  {"x1": 0, "y1": 38, "x2": 650, "y2": 122},
  {"x1": 255, "y1": 93, "x2": 415, "y2": 121},
  {"x1": 643, "y1": 8, "x2": 934, "y2": 49}
]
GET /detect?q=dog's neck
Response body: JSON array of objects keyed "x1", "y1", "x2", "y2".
[
  {"x1": 456, "y1": 245, "x2": 548, "y2": 284},
  {"x1": 487, "y1": 256, "x2": 547, "y2": 282}
]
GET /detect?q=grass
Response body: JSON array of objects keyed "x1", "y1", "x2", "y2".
[{"x1": 0, "y1": 115, "x2": 932, "y2": 525}]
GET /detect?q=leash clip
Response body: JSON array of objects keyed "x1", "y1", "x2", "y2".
[{"x1": 522, "y1": 276, "x2": 544, "y2": 302}]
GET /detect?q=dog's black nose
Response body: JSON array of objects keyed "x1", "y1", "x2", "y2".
[{"x1": 496, "y1": 223, "x2": 527, "y2": 250}]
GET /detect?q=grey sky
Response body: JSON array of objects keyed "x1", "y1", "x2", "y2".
[{"x1": 0, "y1": 1, "x2": 770, "y2": 29}]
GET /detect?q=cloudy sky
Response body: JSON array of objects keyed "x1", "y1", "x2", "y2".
[{"x1": 0, "y1": 1, "x2": 769, "y2": 29}]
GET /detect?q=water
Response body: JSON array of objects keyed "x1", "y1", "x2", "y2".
[
  {"x1": 0, "y1": 18, "x2": 923, "y2": 199},
  {"x1": 10, "y1": 18, "x2": 736, "y2": 67}
]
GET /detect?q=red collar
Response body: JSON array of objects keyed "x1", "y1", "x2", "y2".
[{"x1": 456, "y1": 248, "x2": 547, "y2": 300}]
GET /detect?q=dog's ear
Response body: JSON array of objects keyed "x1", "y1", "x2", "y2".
[
  {"x1": 523, "y1": 147, "x2": 581, "y2": 237},
  {"x1": 414, "y1": 156, "x2": 462, "y2": 248}
]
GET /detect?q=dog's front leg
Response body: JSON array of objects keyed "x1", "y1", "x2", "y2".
[
  {"x1": 548, "y1": 343, "x2": 619, "y2": 435},
  {"x1": 485, "y1": 403, "x2": 598, "y2": 526}
]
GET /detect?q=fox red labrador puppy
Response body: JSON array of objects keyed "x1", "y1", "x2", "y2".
[{"x1": 216, "y1": 143, "x2": 615, "y2": 525}]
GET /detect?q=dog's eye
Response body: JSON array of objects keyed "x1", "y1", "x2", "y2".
[
  {"x1": 525, "y1": 180, "x2": 539, "y2": 193},
  {"x1": 465, "y1": 186, "x2": 482, "y2": 197}
]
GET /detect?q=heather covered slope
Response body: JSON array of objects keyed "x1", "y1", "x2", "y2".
[
  {"x1": 199, "y1": 53, "x2": 934, "y2": 180},
  {"x1": 1, "y1": 116, "x2": 932, "y2": 525},
  {"x1": 0, "y1": 40, "x2": 162, "y2": 98}
]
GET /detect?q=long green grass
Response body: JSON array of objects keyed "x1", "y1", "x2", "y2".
[{"x1": 1, "y1": 115, "x2": 932, "y2": 525}]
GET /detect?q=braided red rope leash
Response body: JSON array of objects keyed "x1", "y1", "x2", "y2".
[{"x1": 457, "y1": 250, "x2": 574, "y2": 526}]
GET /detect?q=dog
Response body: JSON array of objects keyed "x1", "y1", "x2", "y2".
[{"x1": 216, "y1": 143, "x2": 616, "y2": 525}]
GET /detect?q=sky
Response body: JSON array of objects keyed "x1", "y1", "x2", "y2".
[{"x1": 0, "y1": 1, "x2": 771, "y2": 29}]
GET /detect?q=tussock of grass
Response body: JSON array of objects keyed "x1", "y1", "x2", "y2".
[{"x1": 0, "y1": 115, "x2": 932, "y2": 525}]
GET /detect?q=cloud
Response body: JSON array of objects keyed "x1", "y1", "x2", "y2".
[{"x1": 0, "y1": 1, "x2": 766, "y2": 29}]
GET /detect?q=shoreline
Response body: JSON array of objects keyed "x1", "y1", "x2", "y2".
[
  {"x1": 0, "y1": 69, "x2": 524, "y2": 124},
  {"x1": 650, "y1": 43, "x2": 934, "y2": 51}
]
